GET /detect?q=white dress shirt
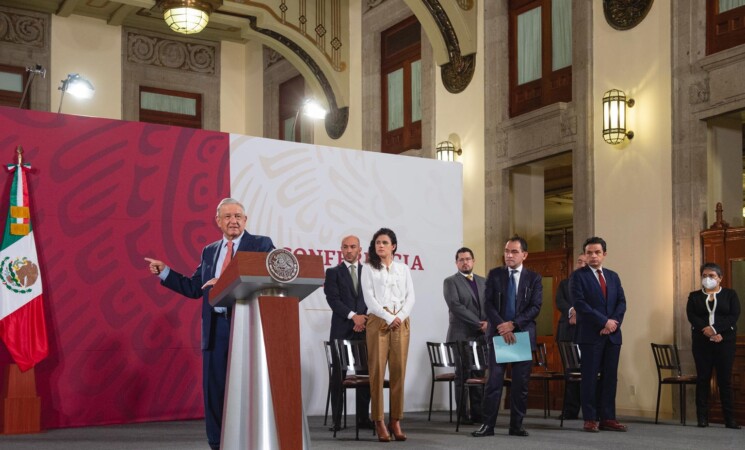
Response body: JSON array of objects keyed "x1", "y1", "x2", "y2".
[{"x1": 361, "y1": 260, "x2": 416, "y2": 325}]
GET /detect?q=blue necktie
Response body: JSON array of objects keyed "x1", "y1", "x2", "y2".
[{"x1": 505, "y1": 269, "x2": 517, "y2": 321}]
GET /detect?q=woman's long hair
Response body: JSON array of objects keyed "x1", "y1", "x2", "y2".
[{"x1": 366, "y1": 228, "x2": 398, "y2": 270}]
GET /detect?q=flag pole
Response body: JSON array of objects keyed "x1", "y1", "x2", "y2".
[{"x1": 0, "y1": 146, "x2": 43, "y2": 434}]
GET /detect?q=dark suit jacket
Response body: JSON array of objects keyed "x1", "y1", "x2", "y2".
[
  {"x1": 555, "y1": 278, "x2": 575, "y2": 342},
  {"x1": 483, "y1": 266, "x2": 543, "y2": 350},
  {"x1": 443, "y1": 272, "x2": 486, "y2": 342},
  {"x1": 570, "y1": 265, "x2": 626, "y2": 345},
  {"x1": 161, "y1": 230, "x2": 275, "y2": 350},
  {"x1": 325, "y1": 262, "x2": 367, "y2": 340},
  {"x1": 687, "y1": 288, "x2": 740, "y2": 342}
]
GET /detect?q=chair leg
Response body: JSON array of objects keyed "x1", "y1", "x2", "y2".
[
  {"x1": 560, "y1": 381, "x2": 568, "y2": 428},
  {"x1": 428, "y1": 380, "x2": 435, "y2": 421},
  {"x1": 655, "y1": 383, "x2": 661, "y2": 424},
  {"x1": 324, "y1": 382, "x2": 331, "y2": 426},
  {"x1": 544, "y1": 380, "x2": 549, "y2": 419},
  {"x1": 680, "y1": 384, "x2": 686, "y2": 426},
  {"x1": 456, "y1": 385, "x2": 467, "y2": 432},
  {"x1": 343, "y1": 389, "x2": 347, "y2": 429},
  {"x1": 449, "y1": 380, "x2": 453, "y2": 423}
]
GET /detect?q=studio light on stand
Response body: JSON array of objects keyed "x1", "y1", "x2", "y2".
[
  {"x1": 18, "y1": 64, "x2": 46, "y2": 109},
  {"x1": 57, "y1": 74, "x2": 95, "y2": 114},
  {"x1": 291, "y1": 98, "x2": 328, "y2": 142}
]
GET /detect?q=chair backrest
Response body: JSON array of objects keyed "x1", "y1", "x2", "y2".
[
  {"x1": 323, "y1": 340, "x2": 334, "y2": 375},
  {"x1": 650, "y1": 343, "x2": 683, "y2": 378},
  {"x1": 334, "y1": 339, "x2": 369, "y2": 374},
  {"x1": 532, "y1": 342, "x2": 552, "y2": 372},
  {"x1": 557, "y1": 341, "x2": 581, "y2": 373},
  {"x1": 458, "y1": 340, "x2": 488, "y2": 373},
  {"x1": 426, "y1": 341, "x2": 457, "y2": 372}
]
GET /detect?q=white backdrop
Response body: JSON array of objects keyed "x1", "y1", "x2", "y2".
[{"x1": 229, "y1": 135, "x2": 463, "y2": 415}]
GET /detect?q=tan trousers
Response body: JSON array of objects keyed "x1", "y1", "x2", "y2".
[{"x1": 366, "y1": 314, "x2": 410, "y2": 421}]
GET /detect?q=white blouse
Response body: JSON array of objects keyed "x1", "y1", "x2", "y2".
[{"x1": 361, "y1": 260, "x2": 416, "y2": 325}]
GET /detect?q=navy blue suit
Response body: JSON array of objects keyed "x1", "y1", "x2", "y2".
[
  {"x1": 325, "y1": 262, "x2": 370, "y2": 427},
  {"x1": 160, "y1": 230, "x2": 274, "y2": 448},
  {"x1": 482, "y1": 266, "x2": 542, "y2": 429},
  {"x1": 570, "y1": 265, "x2": 626, "y2": 421}
]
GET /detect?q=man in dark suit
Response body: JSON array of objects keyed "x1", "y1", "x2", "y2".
[
  {"x1": 554, "y1": 253, "x2": 587, "y2": 420},
  {"x1": 324, "y1": 235, "x2": 372, "y2": 431},
  {"x1": 472, "y1": 236, "x2": 542, "y2": 438},
  {"x1": 570, "y1": 236, "x2": 627, "y2": 433},
  {"x1": 443, "y1": 247, "x2": 487, "y2": 424},
  {"x1": 145, "y1": 198, "x2": 275, "y2": 450}
]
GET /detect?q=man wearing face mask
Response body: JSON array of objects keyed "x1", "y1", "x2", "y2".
[{"x1": 686, "y1": 262, "x2": 741, "y2": 429}]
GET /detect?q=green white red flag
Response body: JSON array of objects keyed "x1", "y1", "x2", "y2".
[{"x1": 0, "y1": 147, "x2": 48, "y2": 371}]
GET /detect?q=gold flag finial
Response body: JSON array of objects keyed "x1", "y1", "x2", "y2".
[{"x1": 15, "y1": 145, "x2": 23, "y2": 165}]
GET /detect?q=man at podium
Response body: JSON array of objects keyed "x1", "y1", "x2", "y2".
[{"x1": 145, "y1": 198, "x2": 275, "y2": 450}]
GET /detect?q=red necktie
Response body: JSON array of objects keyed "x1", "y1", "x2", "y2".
[
  {"x1": 597, "y1": 269, "x2": 607, "y2": 299},
  {"x1": 220, "y1": 241, "x2": 233, "y2": 276}
]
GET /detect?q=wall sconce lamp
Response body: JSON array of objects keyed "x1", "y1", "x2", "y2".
[
  {"x1": 161, "y1": 0, "x2": 222, "y2": 35},
  {"x1": 290, "y1": 98, "x2": 328, "y2": 141},
  {"x1": 436, "y1": 140, "x2": 462, "y2": 162},
  {"x1": 58, "y1": 74, "x2": 95, "y2": 114},
  {"x1": 18, "y1": 64, "x2": 46, "y2": 109},
  {"x1": 602, "y1": 89, "x2": 635, "y2": 144}
]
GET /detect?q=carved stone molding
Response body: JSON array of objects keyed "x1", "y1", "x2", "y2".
[
  {"x1": 603, "y1": 0, "x2": 654, "y2": 31},
  {"x1": 365, "y1": 0, "x2": 389, "y2": 12},
  {"x1": 126, "y1": 31, "x2": 217, "y2": 75},
  {"x1": 265, "y1": 48, "x2": 285, "y2": 69},
  {"x1": 248, "y1": 15, "x2": 348, "y2": 139},
  {"x1": 689, "y1": 78, "x2": 710, "y2": 105},
  {"x1": 0, "y1": 9, "x2": 46, "y2": 48},
  {"x1": 421, "y1": 0, "x2": 475, "y2": 93}
]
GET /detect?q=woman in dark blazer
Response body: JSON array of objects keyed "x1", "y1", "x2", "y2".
[{"x1": 686, "y1": 262, "x2": 741, "y2": 429}]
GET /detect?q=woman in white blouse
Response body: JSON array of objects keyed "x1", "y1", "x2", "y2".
[{"x1": 361, "y1": 228, "x2": 416, "y2": 442}]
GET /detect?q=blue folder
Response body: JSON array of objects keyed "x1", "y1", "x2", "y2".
[{"x1": 493, "y1": 331, "x2": 532, "y2": 363}]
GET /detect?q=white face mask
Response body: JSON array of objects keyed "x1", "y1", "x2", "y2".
[{"x1": 702, "y1": 277, "x2": 718, "y2": 290}]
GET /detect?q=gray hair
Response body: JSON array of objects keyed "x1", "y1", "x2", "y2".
[{"x1": 216, "y1": 198, "x2": 245, "y2": 217}]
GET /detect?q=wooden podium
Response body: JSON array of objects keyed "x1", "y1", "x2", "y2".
[{"x1": 209, "y1": 251, "x2": 324, "y2": 450}]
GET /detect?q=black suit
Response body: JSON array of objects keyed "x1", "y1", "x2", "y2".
[
  {"x1": 570, "y1": 265, "x2": 626, "y2": 422},
  {"x1": 554, "y1": 278, "x2": 580, "y2": 417},
  {"x1": 160, "y1": 231, "x2": 274, "y2": 448},
  {"x1": 686, "y1": 288, "x2": 741, "y2": 422},
  {"x1": 482, "y1": 266, "x2": 542, "y2": 430},
  {"x1": 325, "y1": 262, "x2": 370, "y2": 427}
]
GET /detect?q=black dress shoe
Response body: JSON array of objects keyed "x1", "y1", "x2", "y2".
[
  {"x1": 725, "y1": 421, "x2": 741, "y2": 429},
  {"x1": 697, "y1": 419, "x2": 708, "y2": 428},
  {"x1": 508, "y1": 427, "x2": 529, "y2": 437},
  {"x1": 471, "y1": 424, "x2": 495, "y2": 437}
]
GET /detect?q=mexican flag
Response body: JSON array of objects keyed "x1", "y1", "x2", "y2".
[{"x1": 0, "y1": 150, "x2": 48, "y2": 371}]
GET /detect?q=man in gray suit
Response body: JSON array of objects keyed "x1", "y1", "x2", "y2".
[{"x1": 443, "y1": 247, "x2": 487, "y2": 424}]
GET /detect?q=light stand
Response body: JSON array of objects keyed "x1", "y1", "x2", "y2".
[{"x1": 18, "y1": 65, "x2": 46, "y2": 109}]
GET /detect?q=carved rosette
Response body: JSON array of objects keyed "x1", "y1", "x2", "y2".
[
  {"x1": 126, "y1": 32, "x2": 216, "y2": 75},
  {"x1": 422, "y1": 0, "x2": 475, "y2": 93},
  {"x1": 0, "y1": 9, "x2": 45, "y2": 47},
  {"x1": 603, "y1": 0, "x2": 654, "y2": 31},
  {"x1": 441, "y1": 53, "x2": 476, "y2": 94}
]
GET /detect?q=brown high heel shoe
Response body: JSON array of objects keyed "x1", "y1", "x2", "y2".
[
  {"x1": 388, "y1": 419, "x2": 407, "y2": 441},
  {"x1": 375, "y1": 420, "x2": 391, "y2": 442}
]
